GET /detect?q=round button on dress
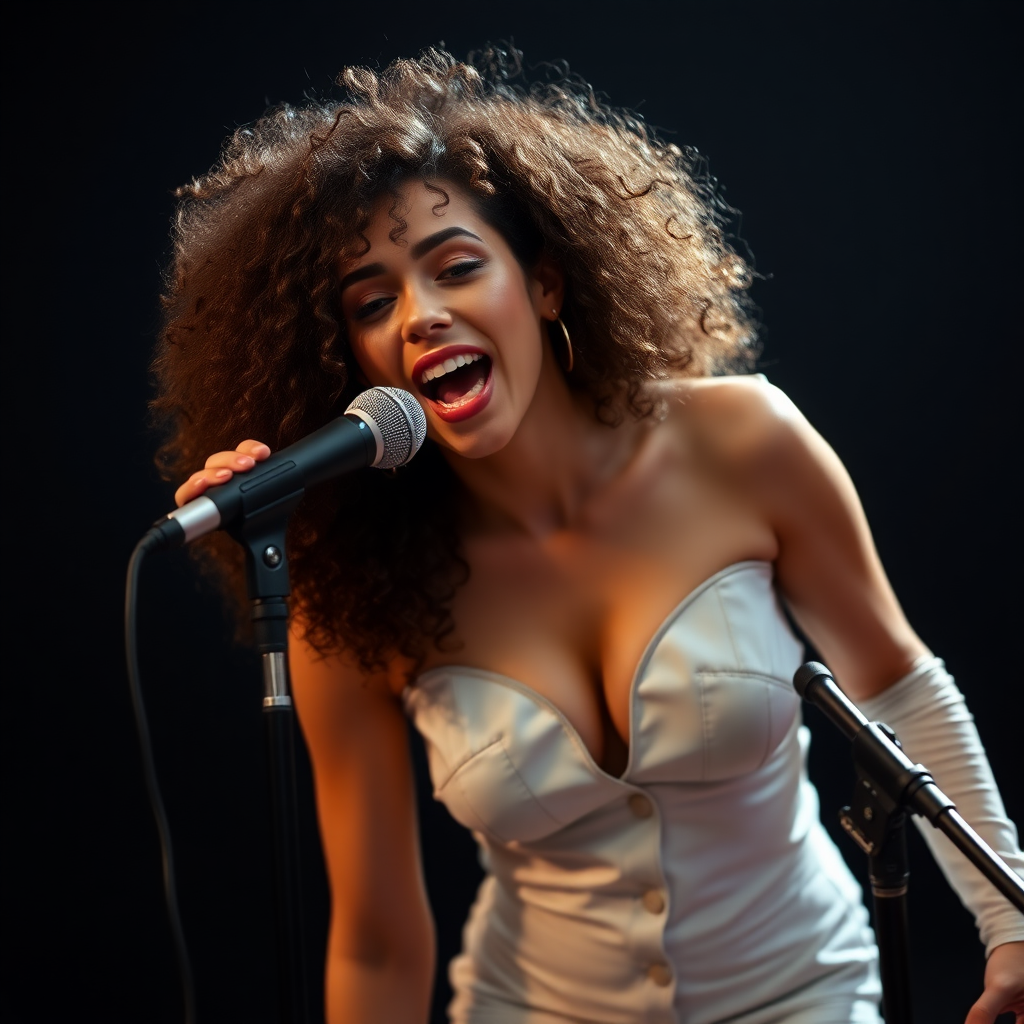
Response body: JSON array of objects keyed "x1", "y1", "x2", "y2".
[
  {"x1": 642, "y1": 889, "x2": 666, "y2": 914},
  {"x1": 628, "y1": 793, "x2": 654, "y2": 818},
  {"x1": 647, "y1": 963, "x2": 673, "y2": 987}
]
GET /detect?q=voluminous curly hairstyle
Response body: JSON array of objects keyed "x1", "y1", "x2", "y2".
[{"x1": 151, "y1": 45, "x2": 759, "y2": 669}]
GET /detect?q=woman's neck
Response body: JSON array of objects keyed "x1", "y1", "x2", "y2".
[{"x1": 442, "y1": 353, "x2": 642, "y2": 539}]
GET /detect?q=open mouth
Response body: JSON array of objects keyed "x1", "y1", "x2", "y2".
[{"x1": 418, "y1": 351, "x2": 493, "y2": 410}]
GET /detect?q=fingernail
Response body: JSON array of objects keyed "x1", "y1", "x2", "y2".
[
  {"x1": 254, "y1": 444, "x2": 270, "y2": 457},
  {"x1": 235, "y1": 456, "x2": 255, "y2": 468},
  {"x1": 214, "y1": 469, "x2": 232, "y2": 480}
]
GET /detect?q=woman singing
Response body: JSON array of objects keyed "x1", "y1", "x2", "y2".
[{"x1": 153, "y1": 46, "x2": 1024, "y2": 1024}]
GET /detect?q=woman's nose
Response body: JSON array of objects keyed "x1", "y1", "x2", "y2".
[{"x1": 401, "y1": 283, "x2": 453, "y2": 341}]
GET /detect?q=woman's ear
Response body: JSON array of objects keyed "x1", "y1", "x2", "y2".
[{"x1": 530, "y1": 254, "x2": 565, "y2": 317}]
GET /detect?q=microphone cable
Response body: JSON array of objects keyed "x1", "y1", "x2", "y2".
[
  {"x1": 121, "y1": 385, "x2": 426, "y2": 1023},
  {"x1": 125, "y1": 531, "x2": 197, "y2": 1024}
]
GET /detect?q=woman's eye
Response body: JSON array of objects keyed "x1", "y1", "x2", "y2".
[
  {"x1": 440, "y1": 258, "x2": 485, "y2": 280},
  {"x1": 352, "y1": 296, "x2": 393, "y2": 320}
]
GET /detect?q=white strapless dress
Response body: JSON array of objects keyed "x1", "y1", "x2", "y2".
[{"x1": 403, "y1": 561, "x2": 881, "y2": 1024}]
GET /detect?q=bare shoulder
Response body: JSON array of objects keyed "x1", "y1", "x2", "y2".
[
  {"x1": 656, "y1": 373, "x2": 808, "y2": 478},
  {"x1": 654, "y1": 375, "x2": 929, "y2": 696},
  {"x1": 658, "y1": 372, "x2": 860, "y2": 535},
  {"x1": 290, "y1": 616, "x2": 414, "y2": 697},
  {"x1": 288, "y1": 621, "x2": 414, "y2": 760}
]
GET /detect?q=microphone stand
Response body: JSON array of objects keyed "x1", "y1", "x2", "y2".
[
  {"x1": 794, "y1": 661, "x2": 1024, "y2": 1024},
  {"x1": 139, "y1": 391, "x2": 419, "y2": 1022},
  {"x1": 230, "y1": 486, "x2": 310, "y2": 1024}
]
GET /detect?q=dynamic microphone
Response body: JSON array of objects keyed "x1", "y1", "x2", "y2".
[
  {"x1": 793, "y1": 661, "x2": 868, "y2": 741},
  {"x1": 793, "y1": 660, "x2": 954, "y2": 825},
  {"x1": 145, "y1": 386, "x2": 427, "y2": 549}
]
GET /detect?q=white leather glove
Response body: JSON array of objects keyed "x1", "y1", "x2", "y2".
[{"x1": 857, "y1": 656, "x2": 1024, "y2": 955}]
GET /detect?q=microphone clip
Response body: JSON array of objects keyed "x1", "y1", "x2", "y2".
[
  {"x1": 839, "y1": 722, "x2": 909, "y2": 857},
  {"x1": 229, "y1": 489, "x2": 304, "y2": 602}
]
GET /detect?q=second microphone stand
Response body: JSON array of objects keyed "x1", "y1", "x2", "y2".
[{"x1": 794, "y1": 661, "x2": 1024, "y2": 1024}]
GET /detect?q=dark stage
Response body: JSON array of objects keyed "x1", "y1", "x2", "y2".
[{"x1": 7, "y1": 3, "x2": 1022, "y2": 1022}]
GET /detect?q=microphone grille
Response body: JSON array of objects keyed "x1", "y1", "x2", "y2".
[{"x1": 345, "y1": 387, "x2": 427, "y2": 469}]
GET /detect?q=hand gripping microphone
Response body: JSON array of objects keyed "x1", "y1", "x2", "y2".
[{"x1": 145, "y1": 386, "x2": 427, "y2": 549}]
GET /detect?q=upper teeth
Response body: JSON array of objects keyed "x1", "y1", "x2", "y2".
[{"x1": 420, "y1": 352, "x2": 484, "y2": 385}]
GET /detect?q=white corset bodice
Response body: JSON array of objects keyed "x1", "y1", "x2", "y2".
[{"x1": 403, "y1": 561, "x2": 879, "y2": 1024}]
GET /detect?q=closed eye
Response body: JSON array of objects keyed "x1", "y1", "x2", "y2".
[
  {"x1": 352, "y1": 296, "x2": 394, "y2": 320},
  {"x1": 439, "y1": 258, "x2": 485, "y2": 280},
  {"x1": 350, "y1": 257, "x2": 485, "y2": 320}
]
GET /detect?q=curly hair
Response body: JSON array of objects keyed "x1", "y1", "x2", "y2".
[{"x1": 151, "y1": 44, "x2": 759, "y2": 669}]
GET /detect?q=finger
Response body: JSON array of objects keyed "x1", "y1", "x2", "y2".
[
  {"x1": 204, "y1": 450, "x2": 259, "y2": 472},
  {"x1": 964, "y1": 995, "x2": 999, "y2": 1024},
  {"x1": 176, "y1": 442, "x2": 271, "y2": 508},
  {"x1": 235, "y1": 440, "x2": 272, "y2": 460},
  {"x1": 174, "y1": 468, "x2": 232, "y2": 508}
]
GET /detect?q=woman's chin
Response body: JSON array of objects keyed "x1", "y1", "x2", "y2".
[
  {"x1": 431, "y1": 430, "x2": 505, "y2": 461},
  {"x1": 428, "y1": 413, "x2": 517, "y2": 462}
]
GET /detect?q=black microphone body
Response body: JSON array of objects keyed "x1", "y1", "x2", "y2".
[
  {"x1": 145, "y1": 386, "x2": 427, "y2": 550},
  {"x1": 794, "y1": 661, "x2": 952, "y2": 824},
  {"x1": 793, "y1": 660, "x2": 868, "y2": 740},
  {"x1": 794, "y1": 661, "x2": 1024, "y2": 914},
  {"x1": 149, "y1": 415, "x2": 376, "y2": 549}
]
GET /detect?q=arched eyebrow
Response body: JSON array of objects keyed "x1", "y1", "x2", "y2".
[
  {"x1": 339, "y1": 227, "x2": 483, "y2": 293},
  {"x1": 410, "y1": 226, "x2": 482, "y2": 260},
  {"x1": 339, "y1": 263, "x2": 385, "y2": 293}
]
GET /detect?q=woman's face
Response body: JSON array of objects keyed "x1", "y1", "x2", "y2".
[{"x1": 338, "y1": 179, "x2": 563, "y2": 458}]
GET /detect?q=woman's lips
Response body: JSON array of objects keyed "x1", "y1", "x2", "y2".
[
  {"x1": 412, "y1": 344, "x2": 494, "y2": 423},
  {"x1": 428, "y1": 366, "x2": 494, "y2": 422},
  {"x1": 411, "y1": 344, "x2": 488, "y2": 382}
]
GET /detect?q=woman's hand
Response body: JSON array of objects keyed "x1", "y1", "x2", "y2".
[
  {"x1": 966, "y1": 941, "x2": 1024, "y2": 1023},
  {"x1": 173, "y1": 440, "x2": 271, "y2": 508}
]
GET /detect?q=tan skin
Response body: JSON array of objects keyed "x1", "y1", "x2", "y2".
[{"x1": 176, "y1": 180, "x2": 1024, "y2": 1023}]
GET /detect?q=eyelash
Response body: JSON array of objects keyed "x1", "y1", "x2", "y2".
[
  {"x1": 353, "y1": 297, "x2": 392, "y2": 321},
  {"x1": 440, "y1": 257, "x2": 485, "y2": 279},
  {"x1": 351, "y1": 258, "x2": 486, "y2": 321}
]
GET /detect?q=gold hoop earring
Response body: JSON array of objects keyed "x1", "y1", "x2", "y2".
[{"x1": 551, "y1": 314, "x2": 574, "y2": 373}]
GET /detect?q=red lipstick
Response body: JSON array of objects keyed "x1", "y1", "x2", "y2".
[{"x1": 412, "y1": 345, "x2": 494, "y2": 423}]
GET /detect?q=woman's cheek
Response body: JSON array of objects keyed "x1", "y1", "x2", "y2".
[{"x1": 346, "y1": 334, "x2": 385, "y2": 388}]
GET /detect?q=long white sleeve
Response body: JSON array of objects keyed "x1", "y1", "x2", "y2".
[{"x1": 857, "y1": 656, "x2": 1024, "y2": 956}]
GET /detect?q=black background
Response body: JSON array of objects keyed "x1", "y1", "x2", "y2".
[{"x1": 8, "y1": 3, "x2": 1022, "y2": 1023}]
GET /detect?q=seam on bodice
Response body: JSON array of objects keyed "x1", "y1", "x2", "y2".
[{"x1": 405, "y1": 560, "x2": 800, "y2": 790}]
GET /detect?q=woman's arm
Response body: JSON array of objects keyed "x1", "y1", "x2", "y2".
[
  {"x1": 857, "y1": 657, "x2": 1024, "y2": 1023},
  {"x1": 175, "y1": 443, "x2": 434, "y2": 1022},
  {"x1": 687, "y1": 376, "x2": 1023, "y2": 1020},
  {"x1": 691, "y1": 375, "x2": 929, "y2": 700},
  {"x1": 290, "y1": 627, "x2": 435, "y2": 1024}
]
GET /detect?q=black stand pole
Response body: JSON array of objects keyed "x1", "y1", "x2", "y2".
[
  {"x1": 868, "y1": 818, "x2": 912, "y2": 1024},
  {"x1": 142, "y1": 417, "x2": 382, "y2": 1021},
  {"x1": 839, "y1": 725, "x2": 914, "y2": 1024},
  {"x1": 794, "y1": 661, "x2": 1024, "y2": 1024},
  {"x1": 233, "y1": 495, "x2": 309, "y2": 1024}
]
